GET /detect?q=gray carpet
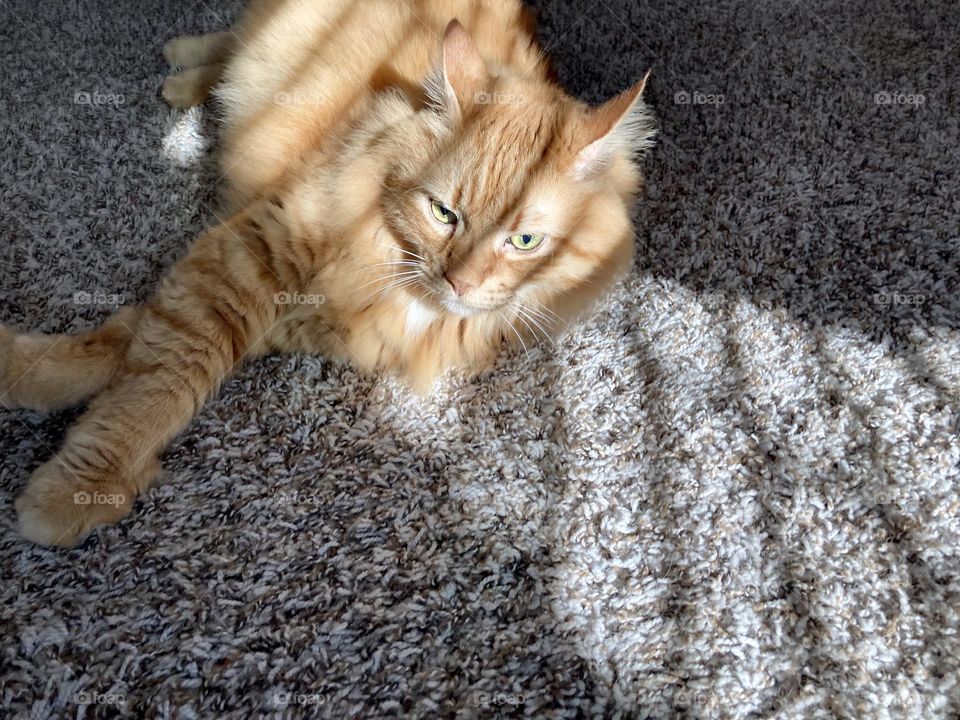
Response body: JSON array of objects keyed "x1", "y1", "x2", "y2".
[{"x1": 2, "y1": 0, "x2": 959, "y2": 717}]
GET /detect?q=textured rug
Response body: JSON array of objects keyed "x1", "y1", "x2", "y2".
[{"x1": 1, "y1": 0, "x2": 958, "y2": 717}]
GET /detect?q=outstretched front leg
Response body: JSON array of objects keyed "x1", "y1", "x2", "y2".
[{"x1": 12, "y1": 198, "x2": 301, "y2": 547}]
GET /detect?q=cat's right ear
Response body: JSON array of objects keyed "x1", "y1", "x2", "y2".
[
  {"x1": 425, "y1": 20, "x2": 488, "y2": 122},
  {"x1": 572, "y1": 72, "x2": 656, "y2": 181}
]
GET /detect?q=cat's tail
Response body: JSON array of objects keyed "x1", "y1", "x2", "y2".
[{"x1": 0, "y1": 307, "x2": 141, "y2": 413}]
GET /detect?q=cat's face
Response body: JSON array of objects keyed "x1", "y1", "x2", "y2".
[
  {"x1": 384, "y1": 97, "x2": 579, "y2": 317},
  {"x1": 379, "y1": 22, "x2": 653, "y2": 324}
]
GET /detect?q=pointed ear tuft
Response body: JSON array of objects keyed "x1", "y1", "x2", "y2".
[
  {"x1": 425, "y1": 20, "x2": 488, "y2": 121},
  {"x1": 572, "y1": 71, "x2": 656, "y2": 181}
]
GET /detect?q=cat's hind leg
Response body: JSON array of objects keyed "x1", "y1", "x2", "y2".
[
  {"x1": 0, "y1": 307, "x2": 140, "y2": 413},
  {"x1": 15, "y1": 200, "x2": 293, "y2": 547}
]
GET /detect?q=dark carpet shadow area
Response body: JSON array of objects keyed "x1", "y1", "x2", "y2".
[{"x1": 530, "y1": 0, "x2": 959, "y2": 349}]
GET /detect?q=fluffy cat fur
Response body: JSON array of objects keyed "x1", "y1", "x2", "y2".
[{"x1": 2, "y1": 0, "x2": 655, "y2": 547}]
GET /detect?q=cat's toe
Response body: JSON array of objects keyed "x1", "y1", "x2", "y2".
[{"x1": 15, "y1": 461, "x2": 134, "y2": 548}]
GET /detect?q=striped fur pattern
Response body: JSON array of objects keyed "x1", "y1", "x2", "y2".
[{"x1": 3, "y1": 0, "x2": 655, "y2": 546}]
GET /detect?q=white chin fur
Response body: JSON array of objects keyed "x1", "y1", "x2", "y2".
[{"x1": 440, "y1": 297, "x2": 484, "y2": 318}]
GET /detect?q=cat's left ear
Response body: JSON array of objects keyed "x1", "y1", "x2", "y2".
[
  {"x1": 426, "y1": 20, "x2": 488, "y2": 121},
  {"x1": 572, "y1": 71, "x2": 655, "y2": 181}
]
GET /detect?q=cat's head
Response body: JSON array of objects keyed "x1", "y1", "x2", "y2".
[{"x1": 380, "y1": 20, "x2": 655, "y2": 329}]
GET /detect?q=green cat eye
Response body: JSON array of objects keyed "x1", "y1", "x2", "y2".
[
  {"x1": 430, "y1": 200, "x2": 457, "y2": 225},
  {"x1": 508, "y1": 233, "x2": 544, "y2": 251}
]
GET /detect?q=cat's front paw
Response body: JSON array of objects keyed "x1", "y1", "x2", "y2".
[
  {"x1": 15, "y1": 460, "x2": 137, "y2": 548},
  {"x1": 162, "y1": 70, "x2": 210, "y2": 109}
]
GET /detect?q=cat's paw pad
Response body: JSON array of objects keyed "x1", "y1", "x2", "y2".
[{"x1": 15, "y1": 461, "x2": 135, "y2": 548}]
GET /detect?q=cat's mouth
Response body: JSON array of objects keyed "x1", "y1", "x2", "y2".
[{"x1": 417, "y1": 270, "x2": 500, "y2": 317}]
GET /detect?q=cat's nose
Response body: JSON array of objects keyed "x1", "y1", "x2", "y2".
[{"x1": 444, "y1": 271, "x2": 474, "y2": 297}]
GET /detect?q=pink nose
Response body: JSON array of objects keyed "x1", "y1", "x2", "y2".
[{"x1": 444, "y1": 272, "x2": 474, "y2": 297}]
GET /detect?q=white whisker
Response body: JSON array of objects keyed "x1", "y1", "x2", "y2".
[
  {"x1": 525, "y1": 299, "x2": 562, "y2": 324},
  {"x1": 357, "y1": 270, "x2": 421, "y2": 290},
  {"x1": 513, "y1": 303, "x2": 559, "y2": 349},
  {"x1": 520, "y1": 305, "x2": 556, "y2": 327},
  {"x1": 368, "y1": 230, "x2": 428, "y2": 263},
  {"x1": 396, "y1": 247, "x2": 427, "y2": 262},
  {"x1": 372, "y1": 261, "x2": 421, "y2": 268},
  {"x1": 498, "y1": 310, "x2": 529, "y2": 359},
  {"x1": 513, "y1": 311, "x2": 542, "y2": 345},
  {"x1": 357, "y1": 274, "x2": 422, "y2": 305}
]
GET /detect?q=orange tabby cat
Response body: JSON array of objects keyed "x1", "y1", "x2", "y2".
[{"x1": 1, "y1": 0, "x2": 655, "y2": 547}]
